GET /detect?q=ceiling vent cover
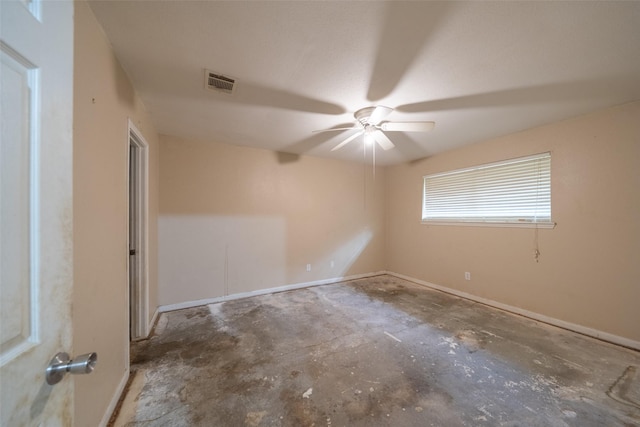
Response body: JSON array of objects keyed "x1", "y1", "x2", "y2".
[{"x1": 205, "y1": 70, "x2": 236, "y2": 94}]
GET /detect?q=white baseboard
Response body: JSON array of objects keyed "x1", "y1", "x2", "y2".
[
  {"x1": 148, "y1": 307, "x2": 159, "y2": 335},
  {"x1": 99, "y1": 367, "x2": 130, "y2": 427},
  {"x1": 158, "y1": 271, "x2": 387, "y2": 313},
  {"x1": 387, "y1": 271, "x2": 640, "y2": 352}
]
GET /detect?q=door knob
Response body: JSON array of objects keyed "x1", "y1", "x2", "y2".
[{"x1": 45, "y1": 352, "x2": 97, "y2": 385}]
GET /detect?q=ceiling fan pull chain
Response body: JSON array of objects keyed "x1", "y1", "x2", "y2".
[
  {"x1": 373, "y1": 140, "x2": 376, "y2": 182},
  {"x1": 363, "y1": 139, "x2": 367, "y2": 211}
]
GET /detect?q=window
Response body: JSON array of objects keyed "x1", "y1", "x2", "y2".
[{"x1": 422, "y1": 152, "x2": 553, "y2": 227}]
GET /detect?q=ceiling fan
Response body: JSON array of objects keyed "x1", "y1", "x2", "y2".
[{"x1": 313, "y1": 105, "x2": 435, "y2": 152}]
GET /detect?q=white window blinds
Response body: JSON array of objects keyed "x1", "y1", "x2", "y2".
[{"x1": 422, "y1": 152, "x2": 552, "y2": 226}]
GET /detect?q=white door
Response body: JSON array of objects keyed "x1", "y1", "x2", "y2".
[{"x1": 1, "y1": 0, "x2": 75, "y2": 424}]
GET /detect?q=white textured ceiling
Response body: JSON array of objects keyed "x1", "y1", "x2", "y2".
[{"x1": 88, "y1": 1, "x2": 640, "y2": 165}]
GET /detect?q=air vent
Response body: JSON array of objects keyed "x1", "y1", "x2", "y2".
[{"x1": 205, "y1": 70, "x2": 236, "y2": 94}]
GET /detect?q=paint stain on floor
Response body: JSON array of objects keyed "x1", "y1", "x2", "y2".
[{"x1": 111, "y1": 275, "x2": 640, "y2": 426}]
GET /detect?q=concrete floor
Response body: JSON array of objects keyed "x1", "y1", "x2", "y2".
[{"x1": 112, "y1": 275, "x2": 640, "y2": 426}]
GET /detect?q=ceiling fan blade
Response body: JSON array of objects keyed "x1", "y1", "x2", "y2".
[
  {"x1": 330, "y1": 131, "x2": 363, "y2": 152},
  {"x1": 368, "y1": 106, "x2": 393, "y2": 125},
  {"x1": 312, "y1": 127, "x2": 360, "y2": 133},
  {"x1": 373, "y1": 130, "x2": 395, "y2": 151},
  {"x1": 380, "y1": 121, "x2": 435, "y2": 132}
]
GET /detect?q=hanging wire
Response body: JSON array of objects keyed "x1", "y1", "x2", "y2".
[
  {"x1": 372, "y1": 138, "x2": 376, "y2": 182},
  {"x1": 533, "y1": 157, "x2": 542, "y2": 262},
  {"x1": 363, "y1": 137, "x2": 367, "y2": 211}
]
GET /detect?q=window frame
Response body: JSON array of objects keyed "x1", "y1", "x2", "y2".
[{"x1": 421, "y1": 152, "x2": 555, "y2": 228}]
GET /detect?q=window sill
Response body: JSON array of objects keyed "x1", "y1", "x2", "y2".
[{"x1": 421, "y1": 220, "x2": 556, "y2": 229}]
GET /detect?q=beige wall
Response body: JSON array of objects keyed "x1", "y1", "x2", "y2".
[
  {"x1": 386, "y1": 101, "x2": 640, "y2": 343},
  {"x1": 159, "y1": 135, "x2": 385, "y2": 306},
  {"x1": 73, "y1": 2, "x2": 160, "y2": 426}
]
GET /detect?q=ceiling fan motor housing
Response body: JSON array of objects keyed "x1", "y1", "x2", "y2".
[{"x1": 354, "y1": 106, "x2": 377, "y2": 125}]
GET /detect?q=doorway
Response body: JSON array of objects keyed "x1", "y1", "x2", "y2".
[{"x1": 128, "y1": 120, "x2": 150, "y2": 340}]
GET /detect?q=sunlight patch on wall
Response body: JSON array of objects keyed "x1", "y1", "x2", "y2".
[
  {"x1": 323, "y1": 228, "x2": 374, "y2": 277},
  {"x1": 158, "y1": 215, "x2": 286, "y2": 306}
]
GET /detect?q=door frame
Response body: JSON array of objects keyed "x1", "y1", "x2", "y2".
[{"x1": 127, "y1": 119, "x2": 150, "y2": 340}]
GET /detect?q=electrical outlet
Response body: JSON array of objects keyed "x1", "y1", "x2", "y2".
[
  {"x1": 465, "y1": 272, "x2": 471, "y2": 281},
  {"x1": 330, "y1": 260, "x2": 335, "y2": 269},
  {"x1": 306, "y1": 264, "x2": 311, "y2": 272}
]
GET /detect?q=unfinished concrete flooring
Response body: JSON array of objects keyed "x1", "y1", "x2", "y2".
[{"x1": 112, "y1": 275, "x2": 640, "y2": 426}]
